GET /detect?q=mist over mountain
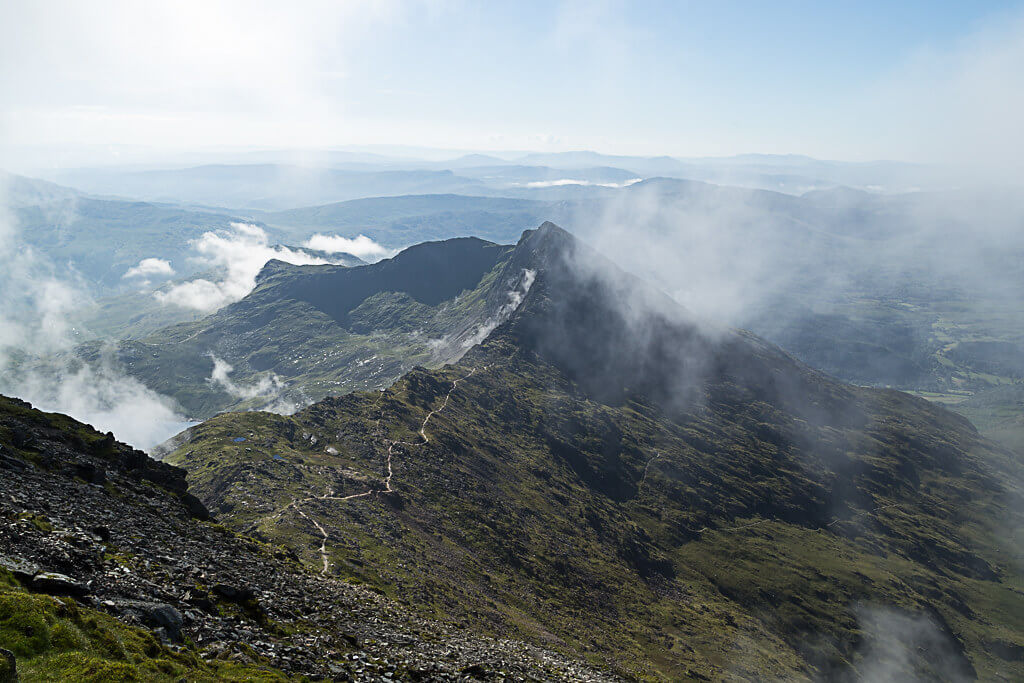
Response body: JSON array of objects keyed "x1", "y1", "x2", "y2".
[
  {"x1": 162, "y1": 223, "x2": 1024, "y2": 680},
  {"x1": 3, "y1": 3, "x2": 1024, "y2": 679},
  {"x1": 6, "y1": 165, "x2": 1021, "y2": 453},
  {"x1": 58, "y1": 234, "x2": 544, "y2": 423}
]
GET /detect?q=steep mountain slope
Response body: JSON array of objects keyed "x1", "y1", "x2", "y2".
[
  {"x1": 0, "y1": 394, "x2": 614, "y2": 681},
  {"x1": 167, "y1": 224, "x2": 1024, "y2": 680},
  {"x1": 106, "y1": 236, "x2": 533, "y2": 419}
]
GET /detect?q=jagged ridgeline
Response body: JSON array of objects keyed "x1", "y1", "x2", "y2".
[
  {"x1": 166, "y1": 223, "x2": 1024, "y2": 680},
  {"x1": 100, "y1": 236, "x2": 534, "y2": 420}
]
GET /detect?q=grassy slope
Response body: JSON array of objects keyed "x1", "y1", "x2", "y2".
[
  {"x1": 951, "y1": 384, "x2": 1024, "y2": 455},
  {"x1": 0, "y1": 571, "x2": 285, "y2": 682},
  {"x1": 168, "y1": 329, "x2": 1024, "y2": 681}
]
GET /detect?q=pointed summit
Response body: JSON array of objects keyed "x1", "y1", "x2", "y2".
[{"x1": 504, "y1": 221, "x2": 580, "y2": 271}]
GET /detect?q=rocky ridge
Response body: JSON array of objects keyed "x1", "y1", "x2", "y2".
[{"x1": 166, "y1": 224, "x2": 1024, "y2": 680}]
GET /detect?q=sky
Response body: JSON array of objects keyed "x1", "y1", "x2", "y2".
[{"x1": 1, "y1": 0, "x2": 1023, "y2": 165}]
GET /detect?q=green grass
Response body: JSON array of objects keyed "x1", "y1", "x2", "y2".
[
  {"x1": 168, "y1": 333, "x2": 1024, "y2": 680},
  {"x1": 0, "y1": 573, "x2": 288, "y2": 682},
  {"x1": 949, "y1": 383, "x2": 1024, "y2": 454}
]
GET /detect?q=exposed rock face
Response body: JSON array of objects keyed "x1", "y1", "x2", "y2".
[
  {"x1": 0, "y1": 394, "x2": 616, "y2": 681},
  {"x1": 30, "y1": 572, "x2": 90, "y2": 598}
]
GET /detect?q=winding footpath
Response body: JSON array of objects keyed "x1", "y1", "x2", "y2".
[
  {"x1": 636, "y1": 451, "x2": 662, "y2": 491},
  {"x1": 252, "y1": 367, "x2": 482, "y2": 575}
]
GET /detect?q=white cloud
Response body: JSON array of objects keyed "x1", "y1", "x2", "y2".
[
  {"x1": 206, "y1": 354, "x2": 299, "y2": 414},
  {"x1": 16, "y1": 360, "x2": 191, "y2": 450},
  {"x1": 154, "y1": 222, "x2": 351, "y2": 313},
  {"x1": 303, "y1": 233, "x2": 395, "y2": 261},
  {"x1": 0, "y1": 177, "x2": 190, "y2": 450},
  {"x1": 850, "y1": 604, "x2": 976, "y2": 682},
  {"x1": 123, "y1": 257, "x2": 174, "y2": 279},
  {"x1": 207, "y1": 354, "x2": 284, "y2": 400}
]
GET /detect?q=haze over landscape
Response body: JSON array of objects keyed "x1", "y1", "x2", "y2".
[{"x1": 0, "y1": 2, "x2": 1022, "y2": 681}]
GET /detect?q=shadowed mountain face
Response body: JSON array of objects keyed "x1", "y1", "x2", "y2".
[
  {"x1": 506, "y1": 225, "x2": 858, "y2": 423},
  {"x1": 167, "y1": 223, "x2": 1024, "y2": 681},
  {"x1": 255, "y1": 237, "x2": 511, "y2": 325},
  {"x1": 82, "y1": 237, "x2": 522, "y2": 420}
]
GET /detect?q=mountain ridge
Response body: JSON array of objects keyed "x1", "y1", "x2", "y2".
[
  {"x1": 165, "y1": 222, "x2": 1024, "y2": 680},
  {"x1": 93, "y1": 235, "x2": 526, "y2": 420}
]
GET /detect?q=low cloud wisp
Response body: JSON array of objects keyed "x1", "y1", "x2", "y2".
[
  {"x1": 208, "y1": 354, "x2": 284, "y2": 400},
  {"x1": 0, "y1": 179, "x2": 190, "y2": 450},
  {"x1": 123, "y1": 257, "x2": 175, "y2": 280},
  {"x1": 517, "y1": 178, "x2": 643, "y2": 189},
  {"x1": 303, "y1": 233, "x2": 396, "y2": 261},
  {"x1": 207, "y1": 354, "x2": 299, "y2": 415},
  {"x1": 155, "y1": 222, "x2": 367, "y2": 313},
  {"x1": 461, "y1": 268, "x2": 536, "y2": 351}
]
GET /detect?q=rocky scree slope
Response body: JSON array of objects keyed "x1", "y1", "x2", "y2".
[
  {"x1": 0, "y1": 393, "x2": 617, "y2": 681},
  {"x1": 168, "y1": 223, "x2": 1024, "y2": 681}
]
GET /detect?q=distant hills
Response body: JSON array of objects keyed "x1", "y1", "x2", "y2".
[
  {"x1": 261, "y1": 193, "x2": 576, "y2": 247},
  {"x1": 34, "y1": 150, "x2": 962, "y2": 211},
  {"x1": 5, "y1": 167, "x2": 1022, "y2": 452},
  {"x1": 47, "y1": 164, "x2": 489, "y2": 211}
]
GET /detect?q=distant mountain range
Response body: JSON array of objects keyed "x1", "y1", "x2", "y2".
[
  {"x1": 5, "y1": 170, "x2": 1022, "y2": 451},
  {"x1": 28, "y1": 148, "x2": 966, "y2": 197}
]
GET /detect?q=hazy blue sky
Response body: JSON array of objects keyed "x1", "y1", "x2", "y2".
[{"x1": 1, "y1": 1, "x2": 1022, "y2": 163}]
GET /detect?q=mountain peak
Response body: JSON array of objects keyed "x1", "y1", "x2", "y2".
[
  {"x1": 504, "y1": 220, "x2": 581, "y2": 273},
  {"x1": 521, "y1": 220, "x2": 575, "y2": 245},
  {"x1": 254, "y1": 257, "x2": 301, "y2": 283}
]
